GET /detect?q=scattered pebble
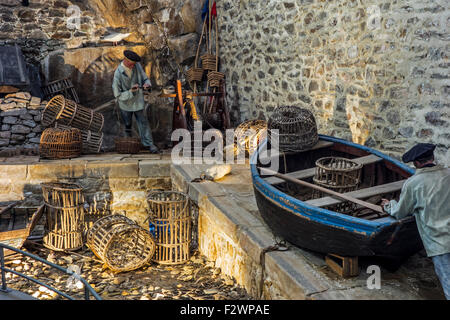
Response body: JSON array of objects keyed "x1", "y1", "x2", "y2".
[{"x1": 4, "y1": 247, "x2": 252, "y2": 301}]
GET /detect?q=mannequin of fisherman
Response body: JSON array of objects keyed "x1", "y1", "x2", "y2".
[
  {"x1": 112, "y1": 50, "x2": 158, "y2": 153},
  {"x1": 381, "y1": 143, "x2": 450, "y2": 299}
]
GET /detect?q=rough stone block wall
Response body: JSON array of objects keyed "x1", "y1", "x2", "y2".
[
  {"x1": 218, "y1": 0, "x2": 449, "y2": 165},
  {"x1": 0, "y1": 92, "x2": 45, "y2": 151}
]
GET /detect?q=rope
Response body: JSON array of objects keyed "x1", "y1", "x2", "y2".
[{"x1": 258, "y1": 238, "x2": 289, "y2": 299}]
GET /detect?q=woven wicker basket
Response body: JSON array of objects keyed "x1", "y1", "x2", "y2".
[
  {"x1": 268, "y1": 106, "x2": 319, "y2": 152},
  {"x1": 42, "y1": 78, "x2": 80, "y2": 103},
  {"x1": 207, "y1": 71, "x2": 224, "y2": 87},
  {"x1": 313, "y1": 157, "x2": 363, "y2": 213},
  {"x1": 200, "y1": 53, "x2": 217, "y2": 71},
  {"x1": 41, "y1": 95, "x2": 104, "y2": 132},
  {"x1": 86, "y1": 214, "x2": 156, "y2": 273},
  {"x1": 39, "y1": 127, "x2": 82, "y2": 159},
  {"x1": 187, "y1": 67, "x2": 204, "y2": 83},
  {"x1": 41, "y1": 182, "x2": 85, "y2": 251},
  {"x1": 114, "y1": 137, "x2": 141, "y2": 154},
  {"x1": 235, "y1": 120, "x2": 267, "y2": 156},
  {"x1": 54, "y1": 123, "x2": 103, "y2": 154},
  {"x1": 146, "y1": 191, "x2": 192, "y2": 265}
]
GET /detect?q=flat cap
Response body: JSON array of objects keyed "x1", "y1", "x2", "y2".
[
  {"x1": 402, "y1": 143, "x2": 436, "y2": 163},
  {"x1": 124, "y1": 50, "x2": 141, "y2": 62}
]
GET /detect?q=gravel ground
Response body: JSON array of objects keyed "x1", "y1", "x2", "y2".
[{"x1": 3, "y1": 242, "x2": 252, "y2": 301}]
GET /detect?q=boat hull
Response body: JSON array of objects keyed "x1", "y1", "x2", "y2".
[
  {"x1": 251, "y1": 135, "x2": 423, "y2": 261},
  {"x1": 253, "y1": 186, "x2": 423, "y2": 260}
]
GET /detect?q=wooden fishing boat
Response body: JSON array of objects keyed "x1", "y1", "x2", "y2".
[
  {"x1": 0, "y1": 202, "x2": 45, "y2": 256},
  {"x1": 251, "y1": 135, "x2": 423, "y2": 266}
]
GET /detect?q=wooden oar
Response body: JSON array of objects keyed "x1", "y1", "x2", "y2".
[{"x1": 258, "y1": 167, "x2": 384, "y2": 214}]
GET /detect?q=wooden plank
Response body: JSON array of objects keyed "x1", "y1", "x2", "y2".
[
  {"x1": 305, "y1": 179, "x2": 406, "y2": 208},
  {"x1": 264, "y1": 154, "x2": 382, "y2": 185},
  {"x1": 325, "y1": 254, "x2": 359, "y2": 278}
]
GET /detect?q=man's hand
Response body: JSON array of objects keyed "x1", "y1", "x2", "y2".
[
  {"x1": 143, "y1": 83, "x2": 151, "y2": 91},
  {"x1": 381, "y1": 198, "x2": 390, "y2": 207},
  {"x1": 131, "y1": 84, "x2": 139, "y2": 93}
]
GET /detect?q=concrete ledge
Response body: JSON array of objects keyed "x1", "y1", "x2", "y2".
[{"x1": 139, "y1": 159, "x2": 172, "y2": 177}]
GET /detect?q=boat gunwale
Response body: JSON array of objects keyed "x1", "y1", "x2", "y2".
[{"x1": 250, "y1": 134, "x2": 415, "y2": 236}]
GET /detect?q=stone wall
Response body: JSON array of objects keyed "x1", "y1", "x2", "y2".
[
  {"x1": 1, "y1": 0, "x2": 205, "y2": 147},
  {"x1": 0, "y1": 91, "x2": 45, "y2": 151},
  {"x1": 217, "y1": 0, "x2": 449, "y2": 165}
]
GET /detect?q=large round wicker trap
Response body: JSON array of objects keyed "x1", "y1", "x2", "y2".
[
  {"x1": 186, "y1": 67, "x2": 204, "y2": 83},
  {"x1": 41, "y1": 182, "x2": 85, "y2": 251},
  {"x1": 200, "y1": 53, "x2": 217, "y2": 71},
  {"x1": 114, "y1": 137, "x2": 141, "y2": 154},
  {"x1": 146, "y1": 191, "x2": 192, "y2": 265},
  {"x1": 42, "y1": 78, "x2": 80, "y2": 103},
  {"x1": 268, "y1": 106, "x2": 319, "y2": 152},
  {"x1": 41, "y1": 95, "x2": 104, "y2": 132},
  {"x1": 235, "y1": 120, "x2": 267, "y2": 156},
  {"x1": 39, "y1": 127, "x2": 82, "y2": 159},
  {"x1": 86, "y1": 215, "x2": 156, "y2": 273}
]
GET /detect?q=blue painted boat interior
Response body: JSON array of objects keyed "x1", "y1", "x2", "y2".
[{"x1": 250, "y1": 135, "x2": 415, "y2": 236}]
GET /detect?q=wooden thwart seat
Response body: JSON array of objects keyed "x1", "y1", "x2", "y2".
[
  {"x1": 264, "y1": 154, "x2": 382, "y2": 185},
  {"x1": 305, "y1": 179, "x2": 406, "y2": 208}
]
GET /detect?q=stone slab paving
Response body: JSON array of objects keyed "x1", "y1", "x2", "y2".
[
  {"x1": 172, "y1": 162, "x2": 446, "y2": 300},
  {"x1": 0, "y1": 155, "x2": 446, "y2": 299}
]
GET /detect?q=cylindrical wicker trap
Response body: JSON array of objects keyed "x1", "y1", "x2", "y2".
[
  {"x1": 313, "y1": 157, "x2": 363, "y2": 213},
  {"x1": 39, "y1": 127, "x2": 82, "y2": 159},
  {"x1": 235, "y1": 119, "x2": 268, "y2": 156},
  {"x1": 41, "y1": 182, "x2": 85, "y2": 251},
  {"x1": 86, "y1": 215, "x2": 156, "y2": 272},
  {"x1": 41, "y1": 95, "x2": 104, "y2": 133},
  {"x1": 54, "y1": 123, "x2": 103, "y2": 154},
  {"x1": 268, "y1": 106, "x2": 319, "y2": 152},
  {"x1": 146, "y1": 191, "x2": 192, "y2": 265},
  {"x1": 114, "y1": 137, "x2": 141, "y2": 154},
  {"x1": 42, "y1": 78, "x2": 80, "y2": 103}
]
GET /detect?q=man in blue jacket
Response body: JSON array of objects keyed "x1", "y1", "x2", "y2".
[
  {"x1": 112, "y1": 50, "x2": 158, "y2": 153},
  {"x1": 382, "y1": 143, "x2": 449, "y2": 299}
]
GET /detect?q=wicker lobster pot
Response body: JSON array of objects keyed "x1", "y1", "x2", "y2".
[
  {"x1": 207, "y1": 71, "x2": 224, "y2": 87},
  {"x1": 86, "y1": 215, "x2": 156, "y2": 272},
  {"x1": 146, "y1": 191, "x2": 192, "y2": 265},
  {"x1": 41, "y1": 182, "x2": 85, "y2": 251},
  {"x1": 54, "y1": 123, "x2": 103, "y2": 154},
  {"x1": 42, "y1": 78, "x2": 80, "y2": 103},
  {"x1": 114, "y1": 137, "x2": 141, "y2": 154},
  {"x1": 313, "y1": 157, "x2": 363, "y2": 213},
  {"x1": 41, "y1": 95, "x2": 104, "y2": 133},
  {"x1": 200, "y1": 53, "x2": 217, "y2": 71},
  {"x1": 268, "y1": 106, "x2": 319, "y2": 152},
  {"x1": 235, "y1": 120, "x2": 267, "y2": 156},
  {"x1": 39, "y1": 127, "x2": 82, "y2": 159},
  {"x1": 186, "y1": 67, "x2": 204, "y2": 83}
]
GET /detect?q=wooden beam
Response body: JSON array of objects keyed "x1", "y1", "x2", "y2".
[
  {"x1": 305, "y1": 179, "x2": 406, "y2": 208},
  {"x1": 259, "y1": 167, "x2": 385, "y2": 214},
  {"x1": 264, "y1": 154, "x2": 382, "y2": 185}
]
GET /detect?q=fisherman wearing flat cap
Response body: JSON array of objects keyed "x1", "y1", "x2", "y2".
[
  {"x1": 381, "y1": 143, "x2": 450, "y2": 299},
  {"x1": 112, "y1": 50, "x2": 159, "y2": 153}
]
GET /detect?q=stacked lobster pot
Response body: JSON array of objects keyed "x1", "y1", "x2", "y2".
[{"x1": 41, "y1": 95, "x2": 104, "y2": 154}]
